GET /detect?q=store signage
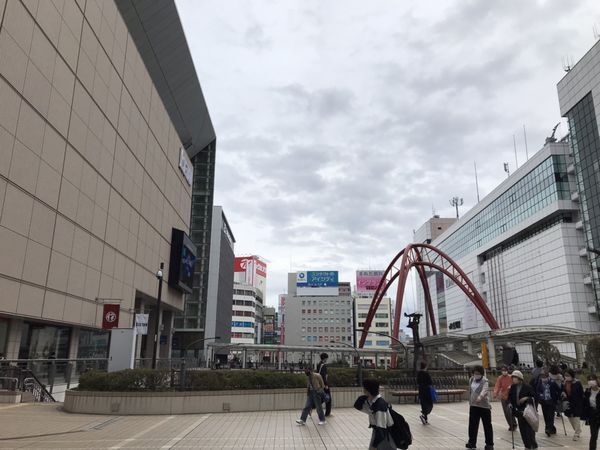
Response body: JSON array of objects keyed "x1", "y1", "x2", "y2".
[
  {"x1": 102, "y1": 304, "x2": 120, "y2": 329},
  {"x1": 296, "y1": 271, "x2": 338, "y2": 287},
  {"x1": 356, "y1": 270, "x2": 384, "y2": 293},
  {"x1": 134, "y1": 314, "x2": 149, "y2": 335},
  {"x1": 179, "y1": 147, "x2": 193, "y2": 186}
]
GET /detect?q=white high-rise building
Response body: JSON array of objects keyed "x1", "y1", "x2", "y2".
[{"x1": 231, "y1": 256, "x2": 266, "y2": 344}]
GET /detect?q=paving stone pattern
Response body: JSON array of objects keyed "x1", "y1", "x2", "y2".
[{"x1": 0, "y1": 402, "x2": 590, "y2": 449}]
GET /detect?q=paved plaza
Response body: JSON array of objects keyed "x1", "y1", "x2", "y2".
[{"x1": 0, "y1": 401, "x2": 590, "y2": 449}]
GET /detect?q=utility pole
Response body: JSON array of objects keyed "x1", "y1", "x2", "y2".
[{"x1": 449, "y1": 197, "x2": 464, "y2": 219}]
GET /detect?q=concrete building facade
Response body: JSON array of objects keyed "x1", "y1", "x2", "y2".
[
  {"x1": 0, "y1": 0, "x2": 209, "y2": 361},
  {"x1": 231, "y1": 282, "x2": 259, "y2": 345},
  {"x1": 415, "y1": 142, "x2": 599, "y2": 364},
  {"x1": 354, "y1": 294, "x2": 392, "y2": 367},
  {"x1": 204, "y1": 206, "x2": 235, "y2": 360},
  {"x1": 558, "y1": 38, "x2": 600, "y2": 315},
  {"x1": 283, "y1": 273, "x2": 354, "y2": 353}
]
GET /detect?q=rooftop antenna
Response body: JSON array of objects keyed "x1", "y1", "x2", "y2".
[
  {"x1": 432, "y1": 204, "x2": 437, "y2": 217},
  {"x1": 523, "y1": 125, "x2": 529, "y2": 160},
  {"x1": 503, "y1": 162, "x2": 510, "y2": 178},
  {"x1": 562, "y1": 55, "x2": 573, "y2": 72},
  {"x1": 594, "y1": 23, "x2": 600, "y2": 41},
  {"x1": 474, "y1": 161, "x2": 480, "y2": 203},
  {"x1": 513, "y1": 134, "x2": 519, "y2": 169},
  {"x1": 449, "y1": 196, "x2": 464, "y2": 219}
]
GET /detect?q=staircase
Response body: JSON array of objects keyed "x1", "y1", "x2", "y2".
[
  {"x1": 437, "y1": 350, "x2": 480, "y2": 368},
  {"x1": 0, "y1": 365, "x2": 55, "y2": 403}
]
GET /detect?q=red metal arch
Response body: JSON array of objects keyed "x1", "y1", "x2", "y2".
[{"x1": 359, "y1": 244, "x2": 499, "y2": 362}]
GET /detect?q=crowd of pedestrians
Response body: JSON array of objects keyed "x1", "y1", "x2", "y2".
[{"x1": 294, "y1": 358, "x2": 599, "y2": 450}]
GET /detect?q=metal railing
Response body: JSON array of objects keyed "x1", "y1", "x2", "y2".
[{"x1": 0, "y1": 358, "x2": 108, "y2": 396}]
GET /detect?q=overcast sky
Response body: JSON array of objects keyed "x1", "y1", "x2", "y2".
[{"x1": 177, "y1": 1, "x2": 600, "y2": 311}]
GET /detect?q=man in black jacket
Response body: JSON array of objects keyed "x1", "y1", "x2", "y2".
[{"x1": 317, "y1": 352, "x2": 332, "y2": 416}]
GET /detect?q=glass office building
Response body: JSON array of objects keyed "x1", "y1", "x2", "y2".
[{"x1": 415, "y1": 141, "x2": 599, "y2": 364}]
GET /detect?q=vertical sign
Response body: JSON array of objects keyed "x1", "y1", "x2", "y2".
[
  {"x1": 134, "y1": 314, "x2": 149, "y2": 335},
  {"x1": 102, "y1": 304, "x2": 120, "y2": 329}
]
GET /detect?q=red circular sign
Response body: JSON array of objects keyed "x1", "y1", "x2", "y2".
[{"x1": 105, "y1": 311, "x2": 117, "y2": 323}]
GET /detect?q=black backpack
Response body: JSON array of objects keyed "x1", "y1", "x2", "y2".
[{"x1": 388, "y1": 405, "x2": 412, "y2": 449}]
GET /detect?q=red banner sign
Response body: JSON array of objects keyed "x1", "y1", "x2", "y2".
[{"x1": 102, "y1": 304, "x2": 120, "y2": 329}]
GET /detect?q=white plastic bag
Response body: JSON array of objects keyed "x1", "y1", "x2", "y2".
[{"x1": 523, "y1": 403, "x2": 539, "y2": 432}]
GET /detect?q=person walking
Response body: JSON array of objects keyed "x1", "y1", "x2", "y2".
[
  {"x1": 296, "y1": 368, "x2": 326, "y2": 426},
  {"x1": 583, "y1": 374, "x2": 600, "y2": 450},
  {"x1": 316, "y1": 352, "x2": 332, "y2": 417},
  {"x1": 494, "y1": 365, "x2": 517, "y2": 431},
  {"x1": 416, "y1": 361, "x2": 433, "y2": 424},
  {"x1": 354, "y1": 378, "x2": 396, "y2": 450},
  {"x1": 536, "y1": 370, "x2": 561, "y2": 436},
  {"x1": 509, "y1": 370, "x2": 538, "y2": 450},
  {"x1": 465, "y1": 365, "x2": 494, "y2": 450},
  {"x1": 561, "y1": 368, "x2": 584, "y2": 441}
]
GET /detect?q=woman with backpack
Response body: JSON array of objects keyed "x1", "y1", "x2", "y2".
[
  {"x1": 561, "y1": 368, "x2": 584, "y2": 441},
  {"x1": 354, "y1": 378, "x2": 397, "y2": 450},
  {"x1": 465, "y1": 365, "x2": 494, "y2": 450}
]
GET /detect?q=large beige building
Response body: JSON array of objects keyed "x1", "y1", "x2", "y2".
[{"x1": 0, "y1": 0, "x2": 214, "y2": 362}]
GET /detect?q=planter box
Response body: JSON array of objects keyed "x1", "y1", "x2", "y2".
[
  {"x1": 0, "y1": 391, "x2": 21, "y2": 404},
  {"x1": 64, "y1": 386, "x2": 382, "y2": 415}
]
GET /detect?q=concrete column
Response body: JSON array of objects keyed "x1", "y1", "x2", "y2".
[
  {"x1": 242, "y1": 349, "x2": 247, "y2": 368},
  {"x1": 575, "y1": 343, "x2": 584, "y2": 367},
  {"x1": 6, "y1": 319, "x2": 24, "y2": 359},
  {"x1": 466, "y1": 340, "x2": 474, "y2": 355},
  {"x1": 487, "y1": 337, "x2": 497, "y2": 369},
  {"x1": 68, "y1": 327, "x2": 80, "y2": 359}
]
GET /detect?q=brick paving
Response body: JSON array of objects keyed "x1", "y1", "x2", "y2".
[{"x1": 0, "y1": 401, "x2": 590, "y2": 449}]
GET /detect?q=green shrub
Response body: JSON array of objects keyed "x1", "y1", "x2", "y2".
[
  {"x1": 186, "y1": 370, "x2": 306, "y2": 390},
  {"x1": 78, "y1": 369, "x2": 171, "y2": 391}
]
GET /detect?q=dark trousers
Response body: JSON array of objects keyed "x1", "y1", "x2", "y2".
[
  {"x1": 516, "y1": 415, "x2": 538, "y2": 449},
  {"x1": 501, "y1": 399, "x2": 517, "y2": 428},
  {"x1": 324, "y1": 387, "x2": 332, "y2": 416},
  {"x1": 468, "y1": 406, "x2": 493, "y2": 446},
  {"x1": 540, "y1": 401, "x2": 556, "y2": 434},
  {"x1": 590, "y1": 416, "x2": 600, "y2": 450}
]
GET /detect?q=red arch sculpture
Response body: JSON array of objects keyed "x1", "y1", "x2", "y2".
[{"x1": 358, "y1": 244, "x2": 500, "y2": 366}]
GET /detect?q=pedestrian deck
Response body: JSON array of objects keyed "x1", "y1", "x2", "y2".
[{"x1": 0, "y1": 401, "x2": 589, "y2": 449}]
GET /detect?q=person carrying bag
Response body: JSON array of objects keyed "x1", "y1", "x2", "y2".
[
  {"x1": 296, "y1": 368, "x2": 326, "y2": 426},
  {"x1": 509, "y1": 370, "x2": 538, "y2": 450}
]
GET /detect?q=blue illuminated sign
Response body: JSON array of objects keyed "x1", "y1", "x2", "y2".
[{"x1": 297, "y1": 271, "x2": 338, "y2": 287}]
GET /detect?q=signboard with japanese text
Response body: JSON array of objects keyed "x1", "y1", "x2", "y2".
[
  {"x1": 296, "y1": 271, "x2": 339, "y2": 296},
  {"x1": 356, "y1": 270, "x2": 384, "y2": 293}
]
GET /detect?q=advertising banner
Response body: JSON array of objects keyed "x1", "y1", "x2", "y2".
[
  {"x1": 296, "y1": 271, "x2": 338, "y2": 287},
  {"x1": 234, "y1": 256, "x2": 267, "y2": 286},
  {"x1": 102, "y1": 304, "x2": 120, "y2": 329},
  {"x1": 356, "y1": 270, "x2": 384, "y2": 293},
  {"x1": 134, "y1": 314, "x2": 149, "y2": 335}
]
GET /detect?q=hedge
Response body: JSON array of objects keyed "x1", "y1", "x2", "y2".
[{"x1": 77, "y1": 368, "x2": 488, "y2": 392}]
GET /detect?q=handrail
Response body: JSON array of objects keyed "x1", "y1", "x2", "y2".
[{"x1": 22, "y1": 368, "x2": 55, "y2": 402}]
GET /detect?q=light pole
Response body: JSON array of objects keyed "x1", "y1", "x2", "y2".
[
  {"x1": 151, "y1": 262, "x2": 164, "y2": 370},
  {"x1": 355, "y1": 329, "x2": 408, "y2": 369},
  {"x1": 333, "y1": 342, "x2": 362, "y2": 387}
]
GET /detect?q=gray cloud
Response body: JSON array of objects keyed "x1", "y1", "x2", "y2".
[{"x1": 177, "y1": 0, "x2": 600, "y2": 317}]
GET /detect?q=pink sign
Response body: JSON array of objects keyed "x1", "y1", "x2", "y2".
[{"x1": 356, "y1": 270, "x2": 384, "y2": 293}]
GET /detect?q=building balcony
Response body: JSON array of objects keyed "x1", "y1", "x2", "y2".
[
  {"x1": 584, "y1": 275, "x2": 593, "y2": 285},
  {"x1": 588, "y1": 304, "x2": 598, "y2": 315},
  {"x1": 567, "y1": 164, "x2": 576, "y2": 174},
  {"x1": 575, "y1": 221, "x2": 584, "y2": 230},
  {"x1": 571, "y1": 191, "x2": 580, "y2": 202}
]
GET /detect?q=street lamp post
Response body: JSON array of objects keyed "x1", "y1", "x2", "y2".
[
  {"x1": 151, "y1": 262, "x2": 164, "y2": 370},
  {"x1": 334, "y1": 342, "x2": 362, "y2": 387},
  {"x1": 355, "y1": 329, "x2": 408, "y2": 370}
]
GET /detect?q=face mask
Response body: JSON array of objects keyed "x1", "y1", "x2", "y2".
[
  {"x1": 474, "y1": 374, "x2": 482, "y2": 381},
  {"x1": 512, "y1": 378, "x2": 519, "y2": 384},
  {"x1": 565, "y1": 376, "x2": 573, "y2": 382},
  {"x1": 502, "y1": 371, "x2": 508, "y2": 375},
  {"x1": 589, "y1": 380, "x2": 598, "y2": 389}
]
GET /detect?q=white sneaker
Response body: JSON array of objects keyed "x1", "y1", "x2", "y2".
[
  {"x1": 296, "y1": 419, "x2": 305, "y2": 425},
  {"x1": 573, "y1": 434, "x2": 580, "y2": 441},
  {"x1": 318, "y1": 420, "x2": 327, "y2": 425}
]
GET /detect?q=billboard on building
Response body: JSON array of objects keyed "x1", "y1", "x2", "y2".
[
  {"x1": 234, "y1": 256, "x2": 267, "y2": 293},
  {"x1": 356, "y1": 270, "x2": 385, "y2": 293},
  {"x1": 168, "y1": 228, "x2": 197, "y2": 294},
  {"x1": 296, "y1": 271, "x2": 339, "y2": 296}
]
